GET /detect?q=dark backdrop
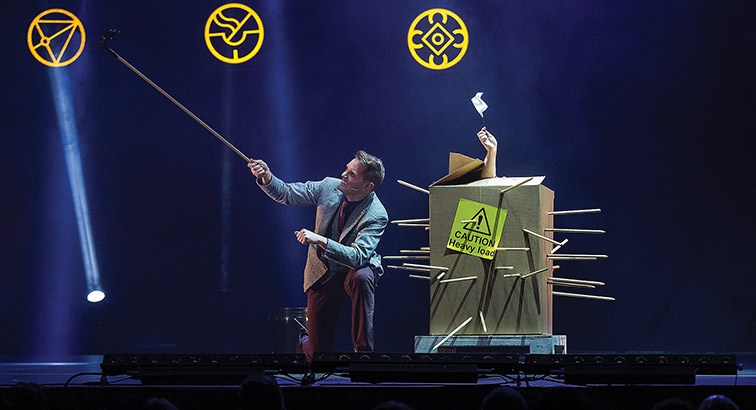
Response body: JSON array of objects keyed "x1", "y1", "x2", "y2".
[{"x1": 1, "y1": 0, "x2": 755, "y2": 358}]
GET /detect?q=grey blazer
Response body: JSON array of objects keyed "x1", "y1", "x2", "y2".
[{"x1": 259, "y1": 176, "x2": 388, "y2": 291}]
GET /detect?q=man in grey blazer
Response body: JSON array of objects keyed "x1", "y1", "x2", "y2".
[{"x1": 248, "y1": 151, "x2": 388, "y2": 357}]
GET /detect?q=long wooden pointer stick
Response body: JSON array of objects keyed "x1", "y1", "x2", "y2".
[{"x1": 99, "y1": 29, "x2": 251, "y2": 163}]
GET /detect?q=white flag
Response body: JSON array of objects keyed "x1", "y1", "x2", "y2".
[{"x1": 471, "y1": 92, "x2": 488, "y2": 117}]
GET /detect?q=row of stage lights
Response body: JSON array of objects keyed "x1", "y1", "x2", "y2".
[{"x1": 100, "y1": 352, "x2": 739, "y2": 386}]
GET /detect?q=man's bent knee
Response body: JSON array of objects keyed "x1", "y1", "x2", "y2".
[{"x1": 347, "y1": 267, "x2": 375, "y2": 292}]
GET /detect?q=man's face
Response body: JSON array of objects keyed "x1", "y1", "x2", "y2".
[{"x1": 338, "y1": 158, "x2": 373, "y2": 198}]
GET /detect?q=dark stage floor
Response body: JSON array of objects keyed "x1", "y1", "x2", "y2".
[{"x1": 0, "y1": 354, "x2": 754, "y2": 409}]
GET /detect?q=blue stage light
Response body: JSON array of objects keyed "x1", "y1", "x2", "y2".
[
  {"x1": 219, "y1": 73, "x2": 234, "y2": 293},
  {"x1": 263, "y1": 2, "x2": 305, "y2": 304},
  {"x1": 49, "y1": 68, "x2": 104, "y2": 303}
]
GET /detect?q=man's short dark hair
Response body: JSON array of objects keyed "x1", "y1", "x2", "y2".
[{"x1": 356, "y1": 150, "x2": 385, "y2": 190}]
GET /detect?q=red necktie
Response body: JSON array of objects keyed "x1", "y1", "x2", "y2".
[{"x1": 337, "y1": 200, "x2": 348, "y2": 232}]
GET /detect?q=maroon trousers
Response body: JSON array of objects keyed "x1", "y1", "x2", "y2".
[{"x1": 300, "y1": 266, "x2": 376, "y2": 358}]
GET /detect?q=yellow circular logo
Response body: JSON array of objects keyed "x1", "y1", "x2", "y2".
[
  {"x1": 27, "y1": 9, "x2": 86, "y2": 67},
  {"x1": 407, "y1": 8, "x2": 469, "y2": 70},
  {"x1": 204, "y1": 3, "x2": 264, "y2": 64}
]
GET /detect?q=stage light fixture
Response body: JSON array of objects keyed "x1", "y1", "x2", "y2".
[
  {"x1": 312, "y1": 352, "x2": 519, "y2": 383},
  {"x1": 101, "y1": 354, "x2": 308, "y2": 385},
  {"x1": 523, "y1": 354, "x2": 738, "y2": 385}
]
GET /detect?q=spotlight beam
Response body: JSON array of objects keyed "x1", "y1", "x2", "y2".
[{"x1": 50, "y1": 68, "x2": 105, "y2": 302}]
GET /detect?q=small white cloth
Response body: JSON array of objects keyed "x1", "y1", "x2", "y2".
[{"x1": 471, "y1": 92, "x2": 488, "y2": 117}]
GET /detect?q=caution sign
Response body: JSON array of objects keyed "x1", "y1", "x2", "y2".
[{"x1": 447, "y1": 198, "x2": 507, "y2": 260}]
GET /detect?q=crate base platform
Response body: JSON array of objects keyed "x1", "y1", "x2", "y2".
[{"x1": 414, "y1": 334, "x2": 567, "y2": 354}]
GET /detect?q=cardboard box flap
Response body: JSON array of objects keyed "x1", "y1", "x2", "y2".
[
  {"x1": 431, "y1": 152, "x2": 484, "y2": 186},
  {"x1": 464, "y1": 176, "x2": 546, "y2": 187}
]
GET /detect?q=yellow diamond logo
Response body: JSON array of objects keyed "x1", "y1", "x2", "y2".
[{"x1": 408, "y1": 8, "x2": 468, "y2": 70}]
